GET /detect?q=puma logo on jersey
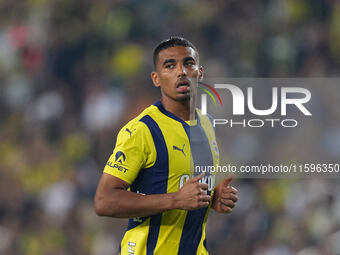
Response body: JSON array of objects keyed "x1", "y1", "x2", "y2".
[
  {"x1": 125, "y1": 128, "x2": 136, "y2": 136},
  {"x1": 173, "y1": 144, "x2": 186, "y2": 156}
]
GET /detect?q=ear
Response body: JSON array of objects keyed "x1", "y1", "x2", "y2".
[
  {"x1": 199, "y1": 66, "x2": 203, "y2": 81},
  {"x1": 151, "y1": 71, "x2": 161, "y2": 88}
]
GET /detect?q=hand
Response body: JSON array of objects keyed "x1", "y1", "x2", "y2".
[
  {"x1": 174, "y1": 173, "x2": 211, "y2": 210},
  {"x1": 212, "y1": 174, "x2": 238, "y2": 213}
]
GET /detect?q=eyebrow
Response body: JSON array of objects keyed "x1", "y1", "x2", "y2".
[
  {"x1": 162, "y1": 58, "x2": 176, "y2": 66},
  {"x1": 183, "y1": 56, "x2": 195, "y2": 63}
]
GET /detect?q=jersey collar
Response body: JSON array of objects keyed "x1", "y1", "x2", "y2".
[{"x1": 153, "y1": 100, "x2": 199, "y2": 127}]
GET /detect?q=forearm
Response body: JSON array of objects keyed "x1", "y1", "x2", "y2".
[
  {"x1": 95, "y1": 188, "x2": 178, "y2": 218},
  {"x1": 94, "y1": 173, "x2": 211, "y2": 218}
]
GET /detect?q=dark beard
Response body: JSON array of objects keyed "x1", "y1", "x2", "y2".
[{"x1": 175, "y1": 94, "x2": 190, "y2": 102}]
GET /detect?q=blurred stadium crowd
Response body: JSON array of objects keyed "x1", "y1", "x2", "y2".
[{"x1": 1, "y1": 0, "x2": 340, "y2": 254}]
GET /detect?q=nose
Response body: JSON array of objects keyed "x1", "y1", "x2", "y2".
[{"x1": 177, "y1": 63, "x2": 187, "y2": 77}]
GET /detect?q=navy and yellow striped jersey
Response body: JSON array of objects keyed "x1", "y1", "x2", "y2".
[{"x1": 104, "y1": 100, "x2": 219, "y2": 255}]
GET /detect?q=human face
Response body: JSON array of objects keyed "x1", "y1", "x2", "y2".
[{"x1": 151, "y1": 46, "x2": 203, "y2": 103}]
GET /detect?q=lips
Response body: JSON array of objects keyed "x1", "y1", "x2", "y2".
[
  {"x1": 177, "y1": 81, "x2": 190, "y2": 87},
  {"x1": 176, "y1": 79, "x2": 191, "y2": 93},
  {"x1": 176, "y1": 79, "x2": 191, "y2": 88}
]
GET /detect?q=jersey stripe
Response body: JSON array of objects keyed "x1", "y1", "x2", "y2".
[
  {"x1": 178, "y1": 208, "x2": 208, "y2": 255},
  {"x1": 139, "y1": 115, "x2": 169, "y2": 255},
  {"x1": 178, "y1": 116, "x2": 214, "y2": 255}
]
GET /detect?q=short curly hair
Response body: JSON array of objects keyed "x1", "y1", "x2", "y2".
[{"x1": 153, "y1": 36, "x2": 198, "y2": 68}]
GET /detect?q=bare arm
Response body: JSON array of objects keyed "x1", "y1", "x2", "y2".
[{"x1": 94, "y1": 173, "x2": 210, "y2": 218}]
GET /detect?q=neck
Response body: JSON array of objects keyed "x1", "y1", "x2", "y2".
[{"x1": 161, "y1": 97, "x2": 196, "y2": 121}]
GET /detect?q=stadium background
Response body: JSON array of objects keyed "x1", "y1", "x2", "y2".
[{"x1": 1, "y1": 0, "x2": 340, "y2": 254}]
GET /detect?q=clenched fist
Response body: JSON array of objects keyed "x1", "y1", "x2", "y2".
[{"x1": 174, "y1": 173, "x2": 211, "y2": 210}]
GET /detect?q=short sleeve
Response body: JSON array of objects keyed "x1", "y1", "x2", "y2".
[{"x1": 103, "y1": 120, "x2": 156, "y2": 184}]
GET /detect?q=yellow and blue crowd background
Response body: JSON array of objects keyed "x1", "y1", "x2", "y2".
[{"x1": 1, "y1": 0, "x2": 340, "y2": 254}]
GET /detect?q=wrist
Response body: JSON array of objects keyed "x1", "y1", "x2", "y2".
[{"x1": 168, "y1": 191, "x2": 180, "y2": 210}]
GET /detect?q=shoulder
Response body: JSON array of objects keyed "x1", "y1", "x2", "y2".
[
  {"x1": 121, "y1": 104, "x2": 163, "y2": 131},
  {"x1": 116, "y1": 104, "x2": 159, "y2": 141}
]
